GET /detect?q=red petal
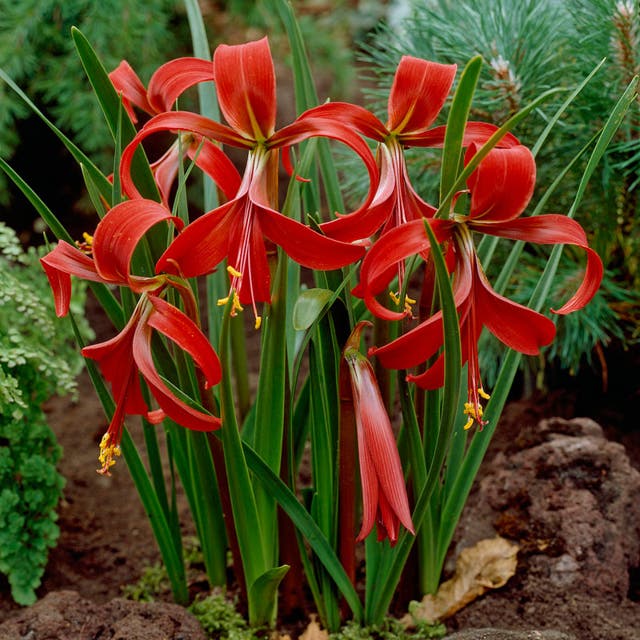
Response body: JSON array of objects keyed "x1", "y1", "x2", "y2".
[
  {"x1": 258, "y1": 206, "x2": 365, "y2": 270},
  {"x1": 296, "y1": 102, "x2": 387, "y2": 141},
  {"x1": 133, "y1": 315, "x2": 222, "y2": 431},
  {"x1": 387, "y1": 56, "x2": 456, "y2": 135},
  {"x1": 470, "y1": 215, "x2": 604, "y2": 313},
  {"x1": 402, "y1": 122, "x2": 520, "y2": 148},
  {"x1": 40, "y1": 241, "x2": 104, "y2": 317},
  {"x1": 466, "y1": 143, "x2": 536, "y2": 222},
  {"x1": 213, "y1": 37, "x2": 276, "y2": 140},
  {"x1": 93, "y1": 199, "x2": 183, "y2": 287},
  {"x1": 187, "y1": 138, "x2": 242, "y2": 200},
  {"x1": 147, "y1": 57, "x2": 215, "y2": 113},
  {"x1": 120, "y1": 111, "x2": 250, "y2": 200},
  {"x1": 156, "y1": 200, "x2": 236, "y2": 277},
  {"x1": 82, "y1": 314, "x2": 149, "y2": 417},
  {"x1": 474, "y1": 262, "x2": 556, "y2": 354},
  {"x1": 109, "y1": 60, "x2": 154, "y2": 121},
  {"x1": 146, "y1": 296, "x2": 221, "y2": 388},
  {"x1": 226, "y1": 207, "x2": 272, "y2": 305}
]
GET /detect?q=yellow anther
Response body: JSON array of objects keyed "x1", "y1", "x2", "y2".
[
  {"x1": 389, "y1": 291, "x2": 416, "y2": 315},
  {"x1": 463, "y1": 415, "x2": 475, "y2": 431},
  {"x1": 75, "y1": 232, "x2": 94, "y2": 254},
  {"x1": 218, "y1": 291, "x2": 244, "y2": 316},
  {"x1": 478, "y1": 387, "x2": 491, "y2": 400},
  {"x1": 227, "y1": 265, "x2": 243, "y2": 278},
  {"x1": 217, "y1": 295, "x2": 230, "y2": 307},
  {"x1": 254, "y1": 316, "x2": 262, "y2": 330},
  {"x1": 97, "y1": 432, "x2": 121, "y2": 476}
]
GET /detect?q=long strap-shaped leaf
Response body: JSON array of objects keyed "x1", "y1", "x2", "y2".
[{"x1": 71, "y1": 28, "x2": 160, "y2": 205}]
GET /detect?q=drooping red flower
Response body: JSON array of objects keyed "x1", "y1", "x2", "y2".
[
  {"x1": 84, "y1": 293, "x2": 222, "y2": 474},
  {"x1": 119, "y1": 37, "x2": 376, "y2": 326},
  {"x1": 297, "y1": 55, "x2": 518, "y2": 309},
  {"x1": 359, "y1": 143, "x2": 603, "y2": 428},
  {"x1": 41, "y1": 199, "x2": 222, "y2": 472},
  {"x1": 344, "y1": 322, "x2": 415, "y2": 545}
]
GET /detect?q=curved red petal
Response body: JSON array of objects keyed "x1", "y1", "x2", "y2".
[
  {"x1": 146, "y1": 296, "x2": 221, "y2": 388},
  {"x1": 387, "y1": 56, "x2": 456, "y2": 135},
  {"x1": 474, "y1": 263, "x2": 556, "y2": 354},
  {"x1": 82, "y1": 314, "x2": 149, "y2": 417},
  {"x1": 150, "y1": 142, "x2": 181, "y2": 206},
  {"x1": 407, "y1": 352, "x2": 446, "y2": 389},
  {"x1": 470, "y1": 215, "x2": 604, "y2": 313},
  {"x1": 147, "y1": 57, "x2": 215, "y2": 113},
  {"x1": 133, "y1": 317, "x2": 222, "y2": 431},
  {"x1": 402, "y1": 122, "x2": 520, "y2": 148},
  {"x1": 258, "y1": 206, "x2": 365, "y2": 270},
  {"x1": 296, "y1": 102, "x2": 387, "y2": 141},
  {"x1": 187, "y1": 138, "x2": 242, "y2": 200},
  {"x1": 120, "y1": 111, "x2": 249, "y2": 200},
  {"x1": 40, "y1": 241, "x2": 104, "y2": 317},
  {"x1": 213, "y1": 37, "x2": 276, "y2": 140},
  {"x1": 156, "y1": 200, "x2": 236, "y2": 277},
  {"x1": 109, "y1": 60, "x2": 154, "y2": 121},
  {"x1": 93, "y1": 199, "x2": 183, "y2": 286},
  {"x1": 466, "y1": 143, "x2": 536, "y2": 222}
]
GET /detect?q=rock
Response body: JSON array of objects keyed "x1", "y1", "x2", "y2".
[
  {"x1": 447, "y1": 417, "x2": 640, "y2": 640},
  {"x1": 455, "y1": 417, "x2": 640, "y2": 600},
  {"x1": 445, "y1": 630, "x2": 575, "y2": 640},
  {"x1": 0, "y1": 590, "x2": 207, "y2": 640}
]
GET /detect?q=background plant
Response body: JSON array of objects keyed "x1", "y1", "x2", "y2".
[{"x1": 0, "y1": 222, "x2": 91, "y2": 604}]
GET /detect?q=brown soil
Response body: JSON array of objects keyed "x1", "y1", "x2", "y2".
[{"x1": 0, "y1": 295, "x2": 638, "y2": 638}]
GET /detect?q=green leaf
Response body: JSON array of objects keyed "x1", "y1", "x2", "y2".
[
  {"x1": 70, "y1": 27, "x2": 160, "y2": 203},
  {"x1": 439, "y1": 56, "x2": 483, "y2": 203},
  {"x1": 292, "y1": 288, "x2": 334, "y2": 331},
  {"x1": 248, "y1": 565, "x2": 290, "y2": 628}
]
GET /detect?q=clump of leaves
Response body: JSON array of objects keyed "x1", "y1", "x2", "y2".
[
  {"x1": 189, "y1": 592, "x2": 255, "y2": 640},
  {"x1": 331, "y1": 619, "x2": 446, "y2": 640},
  {"x1": 0, "y1": 222, "x2": 89, "y2": 605}
]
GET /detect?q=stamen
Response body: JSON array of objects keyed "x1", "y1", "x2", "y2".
[
  {"x1": 254, "y1": 316, "x2": 262, "y2": 330},
  {"x1": 389, "y1": 291, "x2": 416, "y2": 315},
  {"x1": 478, "y1": 387, "x2": 491, "y2": 400},
  {"x1": 227, "y1": 265, "x2": 243, "y2": 278},
  {"x1": 75, "y1": 232, "x2": 94, "y2": 254},
  {"x1": 97, "y1": 432, "x2": 121, "y2": 476},
  {"x1": 217, "y1": 292, "x2": 244, "y2": 317}
]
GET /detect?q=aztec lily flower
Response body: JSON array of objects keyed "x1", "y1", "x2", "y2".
[
  {"x1": 41, "y1": 199, "x2": 222, "y2": 473},
  {"x1": 119, "y1": 37, "x2": 376, "y2": 327},
  {"x1": 298, "y1": 55, "x2": 518, "y2": 310},
  {"x1": 359, "y1": 143, "x2": 603, "y2": 429},
  {"x1": 109, "y1": 57, "x2": 239, "y2": 206},
  {"x1": 343, "y1": 322, "x2": 415, "y2": 545}
]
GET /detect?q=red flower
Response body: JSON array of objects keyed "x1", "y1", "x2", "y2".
[
  {"x1": 119, "y1": 38, "x2": 376, "y2": 326},
  {"x1": 41, "y1": 199, "x2": 222, "y2": 472},
  {"x1": 298, "y1": 56, "x2": 518, "y2": 308},
  {"x1": 359, "y1": 143, "x2": 603, "y2": 428},
  {"x1": 109, "y1": 57, "x2": 239, "y2": 206},
  {"x1": 84, "y1": 293, "x2": 221, "y2": 475},
  {"x1": 344, "y1": 322, "x2": 415, "y2": 545}
]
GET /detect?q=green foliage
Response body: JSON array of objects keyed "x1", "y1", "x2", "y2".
[
  {"x1": 0, "y1": 222, "x2": 90, "y2": 605},
  {"x1": 330, "y1": 619, "x2": 446, "y2": 640},
  {"x1": 189, "y1": 592, "x2": 255, "y2": 640},
  {"x1": 0, "y1": 0, "x2": 189, "y2": 205}
]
